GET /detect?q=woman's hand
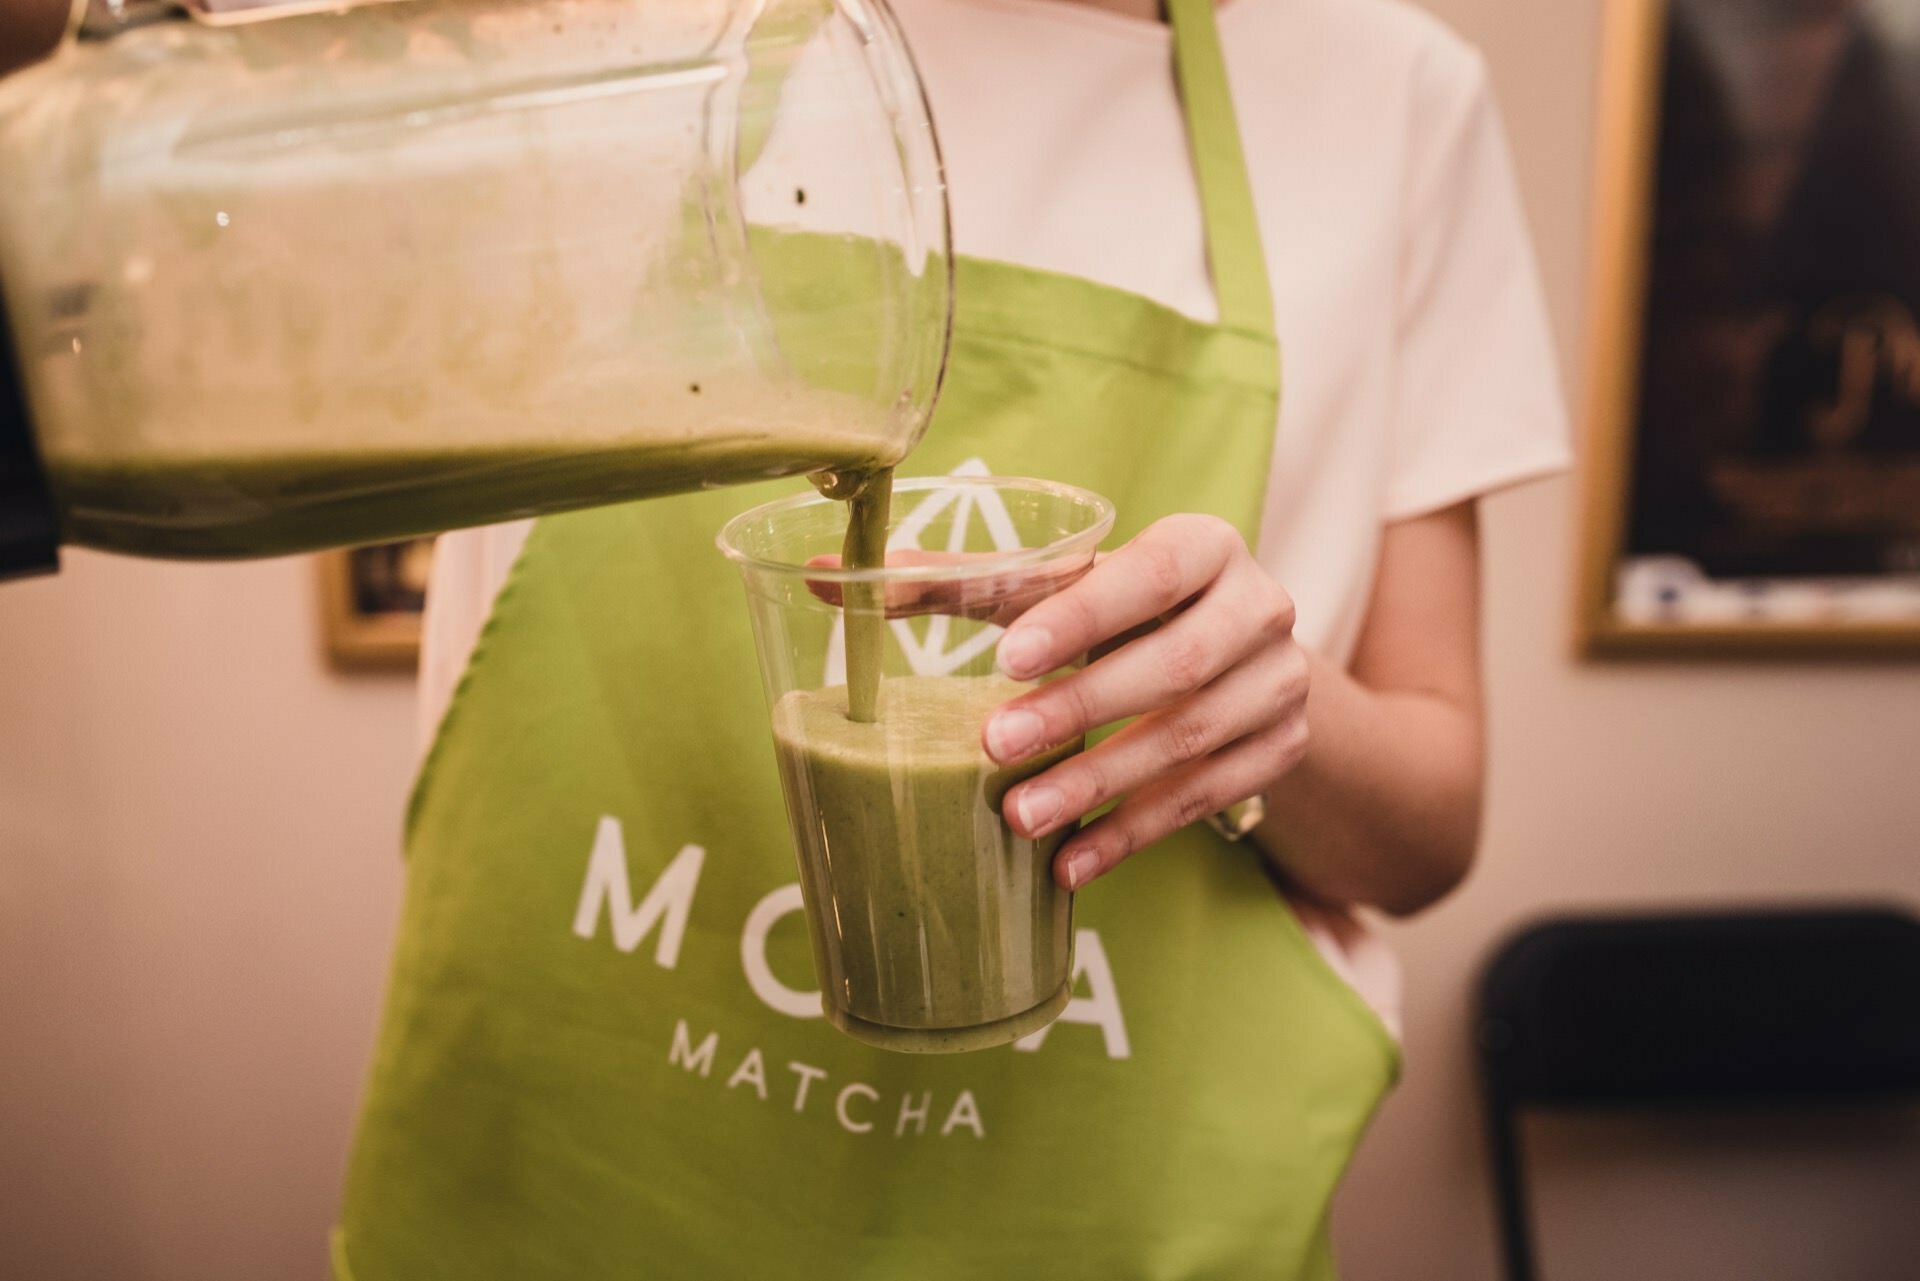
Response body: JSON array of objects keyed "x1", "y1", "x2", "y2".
[{"x1": 984, "y1": 514, "x2": 1310, "y2": 890}]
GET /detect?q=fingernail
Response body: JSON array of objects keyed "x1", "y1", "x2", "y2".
[
  {"x1": 1061, "y1": 845, "x2": 1100, "y2": 890},
  {"x1": 1012, "y1": 784, "x2": 1064, "y2": 834},
  {"x1": 985, "y1": 708, "x2": 1045, "y2": 762},
  {"x1": 996, "y1": 627, "x2": 1052, "y2": 679}
]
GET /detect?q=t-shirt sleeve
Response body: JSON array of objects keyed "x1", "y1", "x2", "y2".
[{"x1": 1383, "y1": 43, "x2": 1571, "y2": 521}]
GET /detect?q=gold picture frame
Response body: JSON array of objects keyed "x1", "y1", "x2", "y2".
[
  {"x1": 1577, "y1": 0, "x2": 1920, "y2": 657},
  {"x1": 317, "y1": 538, "x2": 434, "y2": 671}
]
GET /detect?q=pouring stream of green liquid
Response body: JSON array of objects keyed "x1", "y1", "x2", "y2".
[{"x1": 837, "y1": 468, "x2": 893, "y2": 723}]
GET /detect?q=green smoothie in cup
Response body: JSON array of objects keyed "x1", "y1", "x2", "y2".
[
  {"x1": 771, "y1": 672, "x2": 1077, "y2": 1054},
  {"x1": 722, "y1": 474, "x2": 1112, "y2": 1055}
]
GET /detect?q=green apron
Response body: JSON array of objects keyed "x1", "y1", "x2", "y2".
[{"x1": 335, "y1": 0, "x2": 1398, "y2": 1275}]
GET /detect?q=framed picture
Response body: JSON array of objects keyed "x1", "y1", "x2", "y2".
[
  {"x1": 317, "y1": 538, "x2": 434, "y2": 670},
  {"x1": 1578, "y1": 0, "x2": 1920, "y2": 656}
]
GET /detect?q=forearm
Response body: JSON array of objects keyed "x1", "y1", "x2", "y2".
[{"x1": 1251, "y1": 646, "x2": 1483, "y2": 918}]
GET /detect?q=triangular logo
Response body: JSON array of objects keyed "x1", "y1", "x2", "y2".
[{"x1": 824, "y1": 458, "x2": 1022, "y2": 684}]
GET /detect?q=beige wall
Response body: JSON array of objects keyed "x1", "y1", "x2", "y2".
[
  {"x1": 2, "y1": 3, "x2": 1918, "y2": 1279},
  {"x1": 0, "y1": 555, "x2": 412, "y2": 1279},
  {"x1": 1337, "y1": 2, "x2": 1920, "y2": 1278}
]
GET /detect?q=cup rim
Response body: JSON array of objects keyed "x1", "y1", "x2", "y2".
[{"x1": 716, "y1": 474, "x2": 1116, "y2": 585}]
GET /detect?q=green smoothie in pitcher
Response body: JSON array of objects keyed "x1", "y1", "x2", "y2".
[{"x1": 44, "y1": 385, "x2": 894, "y2": 559}]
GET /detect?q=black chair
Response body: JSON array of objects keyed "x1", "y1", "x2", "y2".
[{"x1": 1476, "y1": 908, "x2": 1920, "y2": 1281}]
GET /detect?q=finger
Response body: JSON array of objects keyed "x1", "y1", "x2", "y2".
[
  {"x1": 803, "y1": 551, "x2": 970, "y2": 612},
  {"x1": 1051, "y1": 717, "x2": 1311, "y2": 890},
  {"x1": 996, "y1": 515, "x2": 1243, "y2": 680},
  {"x1": 1003, "y1": 643, "x2": 1307, "y2": 838},
  {"x1": 983, "y1": 560, "x2": 1293, "y2": 763},
  {"x1": 804, "y1": 552, "x2": 1087, "y2": 624}
]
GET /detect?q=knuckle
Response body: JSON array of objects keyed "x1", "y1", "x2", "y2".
[
  {"x1": 1048, "y1": 591, "x2": 1100, "y2": 652},
  {"x1": 1176, "y1": 512, "x2": 1239, "y2": 552},
  {"x1": 1136, "y1": 539, "x2": 1187, "y2": 603},
  {"x1": 1171, "y1": 785, "x2": 1217, "y2": 831},
  {"x1": 1155, "y1": 632, "x2": 1210, "y2": 692},
  {"x1": 1163, "y1": 707, "x2": 1216, "y2": 765},
  {"x1": 1238, "y1": 578, "x2": 1290, "y2": 633},
  {"x1": 1070, "y1": 750, "x2": 1112, "y2": 809},
  {"x1": 1254, "y1": 645, "x2": 1301, "y2": 702},
  {"x1": 1246, "y1": 595, "x2": 1279, "y2": 633},
  {"x1": 1057, "y1": 676, "x2": 1100, "y2": 735},
  {"x1": 1283, "y1": 656, "x2": 1312, "y2": 714},
  {"x1": 1268, "y1": 588, "x2": 1297, "y2": 634},
  {"x1": 1206, "y1": 515, "x2": 1245, "y2": 554},
  {"x1": 1276, "y1": 718, "x2": 1311, "y2": 770},
  {"x1": 1275, "y1": 642, "x2": 1309, "y2": 692}
]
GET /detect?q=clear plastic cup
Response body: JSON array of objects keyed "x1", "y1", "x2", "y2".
[{"x1": 719, "y1": 476, "x2": 1115, "y2": 1053}]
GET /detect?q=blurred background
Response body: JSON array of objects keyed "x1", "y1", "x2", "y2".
[{"x1": 2, "y1": 1, "x2": 1919, "y2": 1278}]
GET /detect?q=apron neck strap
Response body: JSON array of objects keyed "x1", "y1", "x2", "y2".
[{"x1": 1166, "y1": 0, "x2": 1274, "y2": 339}]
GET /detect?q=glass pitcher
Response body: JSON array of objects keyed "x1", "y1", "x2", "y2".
[{"x1": 0, "y1": 0, "x2": 949, "y2": 574}]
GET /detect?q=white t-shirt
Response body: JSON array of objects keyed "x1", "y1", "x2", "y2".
[{"x1": 415, "y1": 0, "x2": 1572, "y2": 1038}]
